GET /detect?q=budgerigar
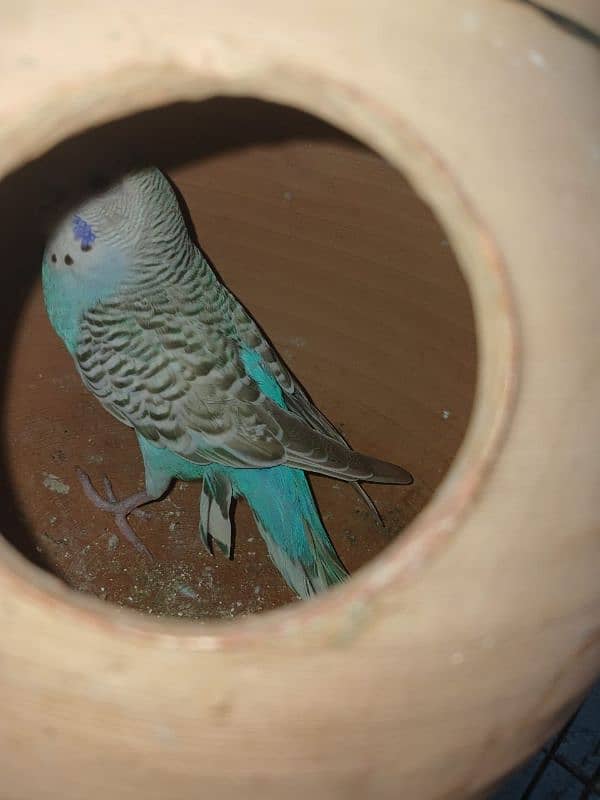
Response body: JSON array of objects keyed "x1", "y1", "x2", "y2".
[{"x1": 42, "y1": 168, "x2": 413, "y2": 599}]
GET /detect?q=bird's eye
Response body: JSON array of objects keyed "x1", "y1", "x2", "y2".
[
  {"x1": 50, "y1": 253, "x2": 57, "y2": 263},
  {"x1": 64, "y1": 254, "x2": 74, "y2": 265}
]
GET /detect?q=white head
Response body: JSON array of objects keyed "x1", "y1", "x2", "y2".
[
  {"x1": 42, "y1": 167, "x2": 191, "y2": 351},
  {"x1": 43, "y1": 167, "x2": 187, "y2": 285}
]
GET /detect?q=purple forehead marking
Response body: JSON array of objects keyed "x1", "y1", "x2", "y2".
[{"x1": 72, "y1": 215, "x2": 96, "y2": 248}]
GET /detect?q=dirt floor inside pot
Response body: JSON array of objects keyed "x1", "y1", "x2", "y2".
[{"x1": 0, "y1": 99, "x2": 476, "y2": 619}]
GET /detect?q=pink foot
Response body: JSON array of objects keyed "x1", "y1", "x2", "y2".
[
  {"x1": 76, "y1": 468, "x2": 154, "y2": 558},
  {"x1": 101, "y1": 476, "x2": 151, "y2": 520}
]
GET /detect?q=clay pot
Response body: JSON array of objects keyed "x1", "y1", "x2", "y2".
[{"x1": 0, "y1": 2, "x2": 598, "y2": 799}]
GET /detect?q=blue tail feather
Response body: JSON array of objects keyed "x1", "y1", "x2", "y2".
[{"x1": 229, "y1": 464, "x2": 347, "y2": 599}]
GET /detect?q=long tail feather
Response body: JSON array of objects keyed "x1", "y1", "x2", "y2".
[
  {"x1": 230, "y1": 465, "x2": 347, "y2": 599},
  {"x1": 351, "y1": 482, "x2": 383, "y2": 526}
]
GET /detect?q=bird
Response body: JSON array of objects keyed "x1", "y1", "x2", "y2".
[{"x1": 41, "y1": 167, "x2": 413, "y2": 599}]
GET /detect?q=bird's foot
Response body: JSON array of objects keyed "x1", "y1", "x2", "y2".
[{"x1": 76, "y1": 468, "x2": 154, "y2": 558}]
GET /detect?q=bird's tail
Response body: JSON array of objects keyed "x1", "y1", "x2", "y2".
[{"x1": 231, "y1": 465, "x2": 347, "y2": 599}]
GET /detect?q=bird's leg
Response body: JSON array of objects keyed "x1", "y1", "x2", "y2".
[{"x1": 76, "y1": 468, "x2": 155, "y2": 558}]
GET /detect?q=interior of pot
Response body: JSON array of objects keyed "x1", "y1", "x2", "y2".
[{"x1": 0, "y1": 97, "x2": 476, "y2": 619}]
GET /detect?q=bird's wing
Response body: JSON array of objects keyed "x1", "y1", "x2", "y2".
[
  {"x1": 75, "y1": 288, "x2": 411, "y2": 483},
  {"x1": 230, "y1": 303, "x2": 350, "y2": 446},
  {"x1": 229, "y1": 301, "x2": 412, "y2": 484},
  {"x1": 75, "y1": 290, "x2": 285, "y2": 469}
]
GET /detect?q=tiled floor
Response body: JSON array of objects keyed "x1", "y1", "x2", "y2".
[{"x1": 491, "y1": 681, "x2": 600, "y2": 799}]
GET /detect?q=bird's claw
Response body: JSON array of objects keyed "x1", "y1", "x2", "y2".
[
  {"x1": 102, "y1": 475, "x2": 150, "y2": 519},
  {"x1": 76, "y1": 467, "x2": 154, "y2": 558}
]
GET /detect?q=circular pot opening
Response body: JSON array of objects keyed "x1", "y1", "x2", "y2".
[{"x1": 0, "y1": 97, "x2": 480, "y2": 620}]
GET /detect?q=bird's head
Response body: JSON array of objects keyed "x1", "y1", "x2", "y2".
[{"x1": 42, "y1": 167, "x2": 187, "y2": 293}]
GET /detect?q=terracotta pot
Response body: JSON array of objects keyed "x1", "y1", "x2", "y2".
[{"x1": 0, "y1": 2, "x2": 598, "y2": 798}]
